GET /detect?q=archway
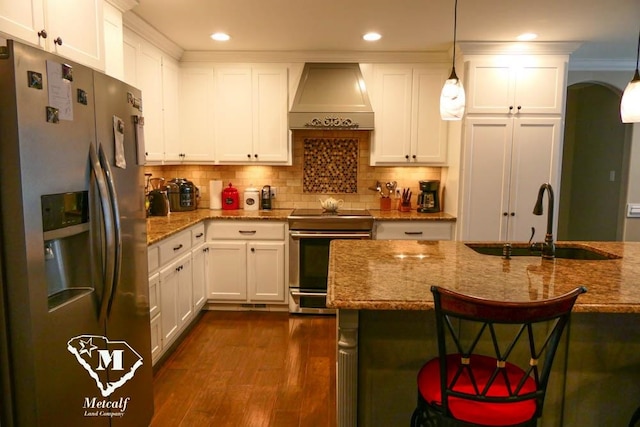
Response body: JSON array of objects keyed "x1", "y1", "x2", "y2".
[{"x1": 558, "y1": 82, "x2": 631, "y2": 241}]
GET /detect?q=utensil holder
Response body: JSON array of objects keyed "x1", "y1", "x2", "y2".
[
  {"x1": 399, "y1": 202, "x2": 411, "y2": 212},
  {"x1": 380, "y1": 197, "x2": 391, "y2": 211}
]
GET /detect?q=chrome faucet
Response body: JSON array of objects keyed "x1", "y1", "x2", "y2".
[{"x1": 532, "y1": 183, "x2": 555, "y2": 259}]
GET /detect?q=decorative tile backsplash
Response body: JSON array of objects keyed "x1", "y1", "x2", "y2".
[
  {"x1": 145, "y1": 129, "x2": 441, "y2": 210},
  {"x1": 303, "y1": 138, "x2": 358, "y2": 193}
]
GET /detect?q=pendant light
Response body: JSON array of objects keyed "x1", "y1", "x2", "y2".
[
  {"x1": 440, "y1": 0, "x2": 465, "y2": 120},
  {"x1": 621, "y1": 28, "x2": 640, "y2": 123}
]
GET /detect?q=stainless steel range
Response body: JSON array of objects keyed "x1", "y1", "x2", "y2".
[{"x1": 288, "y1": 209, "x2": 374, "y2": 314}]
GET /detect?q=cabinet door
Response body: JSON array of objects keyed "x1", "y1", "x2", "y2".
[
  {"x1": 179, "y1": 67, "x2": 215, "y2": 162},
  {"x1": 159, "y1": 260, "x2": 180, "y2": 347},
  {"x1": 411, "y1": 67, "x2": 449, "y2": 163},
  {"x1": 252, "y1": 67, "x2": 289, "y2": 163},
  {"x1": 150, "y1": 313, "x2": 162, "y2": 365},
  {"x1": 461, "y1": 117, "x2": 513, "y2": 241},
  {"x1": 247, "y1": 241, "x2": 285, "y2": 302},
  {"x1": 137, "y1": 38, "x2": 164, "y2": 162},
  {"x1": 191, "y1": 245, "x2": 207, "y2": 311},
  {"x1": 148, "y1": 272, "x2": 160, "y2": 319},
  {"x1": 161, "y1": 57, "x2": 182, "y2": 162},
  {"x1": 177, "y1": 254, "x2": 193, "y2": 327},
  {"x1": 507, "y1": 117, "x2": 562, "y2": 241},
  {"x1": 215, "y1": 68, "x2": 253, "y2": 162},
  {"x1": 513, "y1": 58, "x2": 566, "y2": 115},
  {"x1": 0, "y1": 0, "x2": 45, "y2": 47},
  {"x1": 465, "y1": 59, "x2": 514, "y2": 115},
  {"x1": 46, "y1": 0, "x2": 105, "y2": 70},
  {"x1": 102, "y1": 2, "x2": 123, "y2": 80},
  {"x1": 207, "y1": 241, "x2": 247, "y2": 300},
  {"x1": 370, "y1": 66, "x2": 413, "y2": 164}
]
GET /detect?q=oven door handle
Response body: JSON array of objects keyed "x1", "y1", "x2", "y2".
[
  {"x1": 290, "y1": 289, "x2": 327, "y2": 297},
  {"x1": 289, "y1": 231, "x2": 371, "y2": 239}
]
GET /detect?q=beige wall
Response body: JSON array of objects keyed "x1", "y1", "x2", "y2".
[
  {"x1": 145, "y1": 130, "x2": 442, "y2": 211},
  {"x1": 567, "y1": 70, "x2": 640, "y2": 241}
]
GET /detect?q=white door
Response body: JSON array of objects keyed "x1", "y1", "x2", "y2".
[
  {"x1": 159, "y1": 261, "x2": 180, "y2": 347},
  {"x1": 461, "y1": 117, "x2": 513, "y2": 241},
  {"x1": 411, "y1": 67, "x2": 449, "y2": 163},
  {"x1": 507, "y1": 117, "x2": 562, "y2": 241},
  {"x1": 161, "y1": 58, "x2": 181, "y2": 162},
  {"x1": 215, "y1": 68, "x2": 253, "y2": 162},
  {"x1": 370, "y1": 66, "x2": 413, "y2": 164},
  {"x1": 137, "y1": 40, "x2": 164, "y2": 162},
  {"x1": 179, "y1": 67, "x2": 215, "y2": 162},
  {"x1": 252, "y1": 67, "x2": 289, "y2": 163},
  {"x1": 247, "y1": 242, "x2": 285, "y2": 302},
  {"x1": 207, "y1": 241, "x2": 247, "y2": 300},
  {"x1": 177, "y1": 254, "x2": 193, "y2": 327},
  {"x1": 0, "y1": 0, "x2": 45, "y2": 46},
  {"x1": 191, "y1": 245, "x2": 207, "y2": 311}
]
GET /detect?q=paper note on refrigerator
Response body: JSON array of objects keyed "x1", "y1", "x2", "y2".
[
  {"x1": 46, "y1": 60, "x2": 73, "y2": 121},
  {"x1": 114, "y1": 116, "x2": 126, "y2": 169}
]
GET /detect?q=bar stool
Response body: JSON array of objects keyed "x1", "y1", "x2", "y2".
[{"x1": 411, "y1": 285, "x2": 587, "y2": 427}]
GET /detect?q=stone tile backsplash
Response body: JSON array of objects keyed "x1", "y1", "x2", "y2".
[{"x1": 145, "y1": 130, "x2": 441, "y2": 210}]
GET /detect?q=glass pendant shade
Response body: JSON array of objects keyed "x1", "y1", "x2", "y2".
[
  {"x1": 621, "y1": 70, "x2": 640, "y2": 123},
  {"x1": 440, "y1": 73, "x2": 466, "y2": 120}
]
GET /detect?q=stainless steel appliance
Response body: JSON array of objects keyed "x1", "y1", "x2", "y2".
[
  {"x1": 0, "y1": 40, "x2": 153, "y2": 426},
  {"x1": 261, "y1": 185, "x2": 272, "y2": 210},
  {"x1": 166, "y1": 178, "x2": 197, "y2": 211},
  {"x1": 417, "y1": 180, "x2": 440, "y2": 213},
  {"x1": 288, "y1": 209, "x2": 373, "y2": 314}
]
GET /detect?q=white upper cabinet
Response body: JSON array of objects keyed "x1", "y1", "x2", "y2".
[
  {"x1": 464, "y1": 56, "x2": 567, "y2": 115},
  {"x1": 215, "y1": 65, "x2": 290, "y2": 164},
  {"x1": 177, "y1": 67, "x2": 215, "y2": 163},
  {"x1": 0, "y1": 0, "x2": 105, "y2": 70},
  {"x1": 123, "y1": 28, "x2": 180, "y2": 164},
  {"x1": 369, "y1": 64, "x2": 449, "y2": 165}
]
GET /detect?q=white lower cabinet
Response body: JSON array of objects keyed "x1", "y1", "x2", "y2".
[
  {"x1": 206, "y1": 221, "x2": 287, "y2": 305},
  {"x1": 147, "y1": 223, "x2": 206, "y2": 365},
  {"x1": 374, "y1": 221, "x2": 454, "y2": 240}
]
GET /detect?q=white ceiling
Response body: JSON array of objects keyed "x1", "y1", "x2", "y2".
[{"x1": 131, "y1": 0, "x2": 640, "y2": 62}]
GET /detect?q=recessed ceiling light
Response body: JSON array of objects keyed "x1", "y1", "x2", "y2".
[
  {"x1": 210, "y1": 32, "x2": 231, "y2": 41},
  {"x1": 516, "y1": 33, "x2": 538, "y2": 41},
  {"x1": 363, "y1": 32, "x2": 382, "y2": 42}
]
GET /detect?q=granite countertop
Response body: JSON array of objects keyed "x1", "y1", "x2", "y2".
[
  {"x1": 147, "y1": 209, "x2": 291, "y2": 244},
  {"x1": 147, "y1": 208, "x2": 456, "y2": 245},
  {"x1": 326, "y1": 240, "x2": 640, "y2": 314}
]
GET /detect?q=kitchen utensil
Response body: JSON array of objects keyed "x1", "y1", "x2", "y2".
[
  {"x1": 319, "y1": 197, "x2": 343, "y2": 212},
  {"x1": 243, "y1": 184, "x2": 260, "y2": 211},
  {"x1": 261, "y1": 185, "x2": 272, "y2": 210},
  {"x1": 417, "y1": 180, "x2": 440, "y2": 213},
  {"x1": 149, "y1": 177, "x2": 165, "y2": 190},
  {"x1": 166, "y1": 178, "x2": 197, "y2": 212},
  {"x1": 148, "y1": 189, "x2": 169, "y2": 216}
]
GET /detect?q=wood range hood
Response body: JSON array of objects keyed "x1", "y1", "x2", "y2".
[{"x1": 288, "y1": 63, "x2": 374, "y2": 131}]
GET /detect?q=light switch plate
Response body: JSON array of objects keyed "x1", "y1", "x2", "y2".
[{"x1": 627, "y1": 203, "x2": 640, "y2": 218}]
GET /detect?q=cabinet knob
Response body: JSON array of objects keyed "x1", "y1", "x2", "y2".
[
  {"x1": 412, "y1": 155, "x2": 417, "y2": 160},
  {"x1": 509, "y1": 106, "x2": 514, "y2": 112},
  {"x1": 405, "y1": 155, "x2": 410, "y2": 160},
  {"x1": 510, "y1": 212, "x2": 515, "y2": 216},
  {"x1": 251, "y1": 247, "x2": 255, "y2": 252},
  {"x1": 54, "y1": 37, "x2": 63, "y2": 46},
  {"x1": 517, "y1": 105, "x2": 522, "y2": 111},
  {"x1": 38, "y1": 29, "x2": 48, "y2": 39},
  {"x1": 254, "y1": 154, "x2": 258, "y2": 159},
  {"x1": 503, "y1": 212, "x2": 508, "y2": 216},
  {"x1": 247, "y1": 154, "x2": 251, "y2": 159}
]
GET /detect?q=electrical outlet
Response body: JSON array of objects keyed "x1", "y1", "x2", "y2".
[{"x1": 270, "y1": 187, "x2": 277, "y2": 198}]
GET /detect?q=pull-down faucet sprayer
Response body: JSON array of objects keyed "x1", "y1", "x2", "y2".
[{"x1": 533, "y1": 183, "x2": 555, "y2": 259}]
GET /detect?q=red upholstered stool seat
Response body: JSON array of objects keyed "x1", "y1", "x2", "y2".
[{"x1": 418, "y1": 354, "x2": 537, "y2": 426}]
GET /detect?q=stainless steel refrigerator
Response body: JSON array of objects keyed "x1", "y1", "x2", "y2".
[{"x1": 0, "y1": 40, "x2": 153, "y2": 426}]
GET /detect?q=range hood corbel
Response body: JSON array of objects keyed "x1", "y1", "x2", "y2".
[{"x1": 288, "y1": 63, "x2": 374, "y2": 130}]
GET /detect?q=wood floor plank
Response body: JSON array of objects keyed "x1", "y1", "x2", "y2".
[{"x1": 150, "y1": 311, "x2": 336, "y2": 427}]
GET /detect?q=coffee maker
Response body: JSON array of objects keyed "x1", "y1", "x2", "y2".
[{"x1": 417, "y1": 180, "x2": 440, "y2": 213}]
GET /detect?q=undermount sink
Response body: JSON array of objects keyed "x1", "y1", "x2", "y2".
[{"x1": 465, "y1": 243, "x2": 621, "y2": 260}]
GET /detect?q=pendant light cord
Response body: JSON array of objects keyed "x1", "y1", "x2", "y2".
[
  {"x1": 634, "y1": 28, "x2": 640, "y2": 81},
  {"x1": 448, "y1": 0, "x2": 459, "y2": 80}
]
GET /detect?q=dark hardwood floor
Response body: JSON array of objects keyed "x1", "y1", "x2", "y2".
[{"x1": 150, "y1": 311, "x2": 337, "y2": 427}]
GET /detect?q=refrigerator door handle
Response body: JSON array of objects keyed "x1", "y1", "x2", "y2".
[
  {"x1": 89, "y1": 144, "x2": 116, "y2": 325},
  {"x1": 98, "y1": 144, "x2": 122, "y2": 318}
]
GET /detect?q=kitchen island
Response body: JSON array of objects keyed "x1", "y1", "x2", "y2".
[{"x1": 327, "y1": 240, "x2": 640, "y2": 426}]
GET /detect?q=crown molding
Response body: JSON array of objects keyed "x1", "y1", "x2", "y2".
[
  {"x1": 459, "y1": 41, "x2": 581, "y2": 56},
  {"x1": 180, "y1": 50, "x2": 450, "y2": 64},
  {"x1": 569, "y1": 58, "x2": 636, "y2": 72},
  {"x1": 105, "y1": 0, "x2": 138, "y2": 12},
  {"x1": 123, "y1": 12, "x2": 184, "y2": 60}
]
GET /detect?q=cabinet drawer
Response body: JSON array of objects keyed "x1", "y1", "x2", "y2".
[
  {"x1": 375, "y1": 221, "x2": 453, "y2": 240},
  {"x1": 191, "y1": 223, "x2": 206, "y2": 247},
  {"x1": 148, "y1": 245, "x2": 159, "y2": 273},
  {"x1": 159, "y1": 230, "x2": 192, "y2": 264},
  {"x1": 206, "y1": 221, "x2": 285, "y2": 240}
]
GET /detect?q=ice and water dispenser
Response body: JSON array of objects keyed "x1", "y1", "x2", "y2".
[{"x1": 41, "y1": 191, "x2": 93, "y2": 310}]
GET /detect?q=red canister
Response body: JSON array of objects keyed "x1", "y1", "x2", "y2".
[{"x1": 222, "y1": 182, "x2": 240, "y2": 210}]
